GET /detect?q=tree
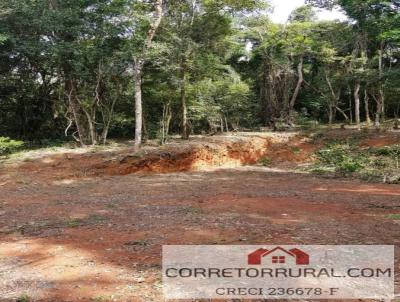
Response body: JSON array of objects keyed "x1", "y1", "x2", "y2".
[
  {"x1": 131, "y1": 0, "x2": 163, "y2": 150},
  {"x1": 288, "y1": 5, "x2": 317, "y2": 23},
  {"x1": 308, "y1": 0, "x2": 400, "y2": 128},
  {"x1": 159, "y1": 0, "x2": 264, "y2": 139}
]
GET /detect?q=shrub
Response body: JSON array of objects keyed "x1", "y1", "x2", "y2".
[
  {"x1": 296, "y1": 114, "x2": 319, "y2": 130},
  {"x1": 315, "y1": 144, "x2": 366, "y2": 173},
  {"x1": 0, "y1": 137, "x2": 24, "y2": 155},
  {"x1": 373, "y1": 145, "x2": 400, "y2": 159},
  {"x1": 336, "y1": 159, "x2": 364, "y2": 173},
  {"x1": 16, "y1": 294, "x2": 31, "y2": 302},
  {"x1": 258, "y1": 156, "x2": 272, "y2": 166},
  {"x1": 387, "y1": 214, "x2": 400, "y2": 220},
  {"x1": 316, "y1": 144, "x2": 351, "y2": 166},
  {"x1": 311, "y1": 140, "x2": 400, "y2": 182}
]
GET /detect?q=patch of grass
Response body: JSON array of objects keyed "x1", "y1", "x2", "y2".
[
  {"x1": 310, "y1": 166, "x2": 335, "y2": 174},
  {"x1": 187, "y1": 207, "x2": 203, "y2": 214},
  {"x1": 290, "y1": 146, "x2": 302, "y2": 154},
  {"x1": 258, "y1": 156, "x2": 272, "y2": 167},
  {"x1": 311, "y1": 142, "x2": 400, "y2": 183},
  {"x1": 296, "y1": 114, "x2": 320, "y2": 130},
  {"x1": 373, "y1": 145, "x2": 400, "y2": 160},
  {"x1": 315, "y1": 143, "x2": 367, "y2": 174},
  {"x1": 359, "y1": 169, "x2": 384, "y2": 182},
  {"x1": 387, "y1": 214, "x2": 400, "y2": 220},
  {"x1": 124, "y1": 239, "x2": 149, "y2": 246},
  {"x1": 16, "y1": 294, "x2": 31, "y2": 302},
  {"x1": 67, "y1": 218, "x2": 84, "y2": 228},
  {"x1": 67, "y1": 214, "x2": 108, "y2": 228},
  {"x1": 0, "y1": 137, "x2": 24, "y2": 156},
  {"x1": 336, "y1": 159, "x2": 365, "y2": 173},
  {"x1": 91, "y1": 295, "x2": 114, "y2": 302}
]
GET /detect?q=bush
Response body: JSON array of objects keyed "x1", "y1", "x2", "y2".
[
  {"x1": 315, "y1": 144, "x2": 366, "y2": 173},
  {"x1": 0, "y1": 137, "x2": 24, "y2": 155},
  {"x1": 312, "y1": 140, "x2": 400, "y2": 182},
  {"x1": 316, "y1": 144, "x2": 350, "y2": 165},
  {"x1": 296, "y1": 114, "x2": 319, "y2": 130},
  {"x1": 336, "y1": 159, "x2": 364, "y2": 173},
  {"x1": 258, "y1": 156, "x2": 272, "y2": 166},
  {"x1": 373, "y1": 145, "x2": 400, "y2": 159},
  {"x1": 16, "y1": 294, "x2": 31, "y2": 302}
]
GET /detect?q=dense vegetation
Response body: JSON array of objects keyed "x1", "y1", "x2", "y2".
[
  {"x1": 312, "y1": 136, "x2": 400, "y2": 183},
  {"x1": 0, "y1": 0, "x2": 399, "y2": 148}
]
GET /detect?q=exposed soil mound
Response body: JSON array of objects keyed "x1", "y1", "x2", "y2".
[
  {"x1": 1, "y1": 131, "x2": 398, "y2": 185},
  {"x1": 97, "y1": 137, "x2": 273, "y2": 175}
]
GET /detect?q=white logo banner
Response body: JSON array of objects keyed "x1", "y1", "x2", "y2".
[{"x1": 162, "y1": 245, "x2": 394, "y2": 299}]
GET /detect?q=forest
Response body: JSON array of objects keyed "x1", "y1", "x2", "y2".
[{"x1": 0, "y1": 0, "x2": 399, "y2": 149}]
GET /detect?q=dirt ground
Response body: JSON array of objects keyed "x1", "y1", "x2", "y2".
[{"x1": 0, "y1": 131, "x2": 399, "y2": 301}]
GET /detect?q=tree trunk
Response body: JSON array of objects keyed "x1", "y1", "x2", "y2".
[
  {"x1": 66, "y1": 79, "x2": 86, "y2": 146},
  {"x1": 133, "y1": 62, "x2": 143, "y2": 151},
  {"x1": 142, "y1": 112, "x2": 148, "y2": 143},
  {"x1": 375, "y1": 101, "x2": 382, "y2": 128},
  {"x1": 101, "y1": 94, "x2": 117, "y2": 145},
  {"x1": 348, "y1": 85, "x2": 353, "y2": 124},
  {"x1": 374, "y1": 93, "x2": 383, "y2": 129},
  {"x1": 83, "y1": 109, "x2": 97, "y2": 145},
  {"x1": 379, "y1": 87, "x2": 385, "y2": 123},
  {"x1": 262, "y1": 57, "x2": 277, "y2": 125},
  {"x1": 180, "y1": 58, "x2": 189, "y2": 140},
  {"x1": 364, "y1": 88, "x2": 371, "y2": 126},
  {"x1": 133, "y1": 0, "x2": 163, "y2": 150},
  {"x1": 160, "y1": 101, "x2": 172, "y2": 145},
  {"x1": 224, "y1": 116, "x2": 229, "y2": 132},
  {"x1": 378, "y1": 41, "x2": 385, "y2": 123},
  {"x1": 260, "y1": 57, "x2": 275, "y2": 126},
  {"x1": 335, "y1": 106, "x2": 349, "y2": 123},
  {"x1": 289, "y1": 56, "x2": 304, "y2": 117},
  {"x1": 354, "y1": 81, "x2": 361, "y2": 130},
  {"x1": 328, "y1": 106, "x2": 334, "y2": 128}
]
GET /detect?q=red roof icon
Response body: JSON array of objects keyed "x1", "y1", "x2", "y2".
[{"x1": 248, "y1": 246, "x2": 309, "y2": 265}]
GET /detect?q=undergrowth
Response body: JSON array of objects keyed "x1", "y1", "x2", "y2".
[
  {"x1": 311, "y1": 143, "x2": 400, "y2": 184},
  {"x1": 0, "y1": 137, "x2": 24, "y2": 155},
  {"x1": 258, "y1": 156, "x2": 273, "y2": 166}
]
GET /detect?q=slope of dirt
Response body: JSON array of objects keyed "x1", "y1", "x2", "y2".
[
  {"x1": 0, "y1": 133, "x2": 307, "y2": 185},
  {"x1": 1, "y1": 131, "x2": 398, "y2": 186}
]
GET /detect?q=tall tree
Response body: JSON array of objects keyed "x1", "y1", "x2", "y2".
[{"x1": 132, "y1": 0, "x2": 163, "y2": 150}]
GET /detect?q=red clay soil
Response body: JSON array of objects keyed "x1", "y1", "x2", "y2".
[
  {"x1": 0, "y1": 133, "x2": 316, "y2": 183},
  {"x1": 0, "y1": 131, "x2": 399, "y2": 301},
  {"x1": 360, "y1": 136, "x2": 400, "y2": 148},
  {"x1": 1, "y1": 131, "x2": 398, "y2": 183}
]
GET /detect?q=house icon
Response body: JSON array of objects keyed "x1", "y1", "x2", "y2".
[{"x1": 248, "y1": 246, "x2": 309, "y2": 265}]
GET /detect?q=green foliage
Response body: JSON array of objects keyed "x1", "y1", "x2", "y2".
[
  {"x1": 296, "y1": 114, "x2": 320, "y2": 130},
  {"x1": 387, "y1": 214, "x2": 400, "y2": 220},
  {"x1": 313, "y1": 141, "x2": 400, "y2": 182},
  {"x1": 316, "y1": 143, "x2": 366, "y2": 173},
  {"x1": 258, "y1": 156, "x2": 273, "y2": 166},
  {"x1": 0, "y1": 0, "x2": 398, "y2": 142},
  {"x1": 373, "y1": 145, "x2": 400, "y2": 160},
  {"x1": 16, "y1": 294, "x2": 30, "y2": 302},
  {"x1": 0, "y1": 137, "x2": 24, "y2": 155},
  {"x1": 289, "y1": 5, "x2": 317, "y2": 23}
]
